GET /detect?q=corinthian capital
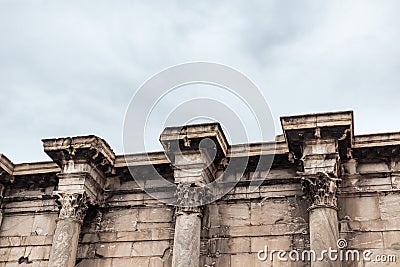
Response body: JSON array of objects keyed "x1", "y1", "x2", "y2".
[
  {"x1": 55, "y1": 192, "x2": 89, "y2": 223},
  {"x1": 174, "y1": 183, "x2": 212, "y2": 214},
  {"x1": 301, "y1": 172, "x2": 341, "y2": 210}
]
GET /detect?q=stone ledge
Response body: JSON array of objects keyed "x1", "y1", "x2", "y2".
[{"x1": 0, "y1": 154, "x2": 14, "y2": 176}]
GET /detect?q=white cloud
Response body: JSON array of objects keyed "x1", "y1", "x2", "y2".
[{"x1": 0, "y1": 0, "x2": 399, "y2": 162}]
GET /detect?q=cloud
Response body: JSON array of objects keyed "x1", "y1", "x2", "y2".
[{"x1": 0, "y1": 0, "x2": 399, "y2": 162}]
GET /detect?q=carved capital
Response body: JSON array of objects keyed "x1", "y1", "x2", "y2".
[
  {"x1": 174, "y1": 183, "x2": 211, "y2": 214},
  {"x1": 301, "y1": 172, "x2": 341, "y2": 210},
  {"x1": 55, "y1": 192, "x2": 89, "y2": 224}
]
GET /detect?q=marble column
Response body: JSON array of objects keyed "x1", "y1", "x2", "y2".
[
  {"x1": 172, "y1": 206, "x2": 202, "y2": 267},
  {"x1": 43, "y1": 135, "x2": 115, "y2": 267},
  {"x1": 159, "y1": 123, "x2": 229, "y2": 267},
  {"x1": 302, "y1": 173, "x2": 341, "y2": 267},
  {"x1": 48, "y1": 192, "x2": 89, "y2": 267},
  {"x1": 172, "y1": 184, "x2": 210, "y2": 267}
]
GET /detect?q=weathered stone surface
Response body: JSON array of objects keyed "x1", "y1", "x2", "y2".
[
  {"x1": 309, "y1": 208, "x2": 340, "y2": 267},
  {"x1": 219, "y1": 203, "x2": 250, "y2": 226},
  {"x1": 250, "y1": 236, "x2": 292, "y2": 253},
  {"x1": 95, "y1": 242, "x2": 132, "y2": 257},
  {"x1": 338, "y1": 195, "x2": 381, "y2": 221},
  {"x1": 172, "y1": 213, "x2": 201, "y2": 266},
  {"x1": 383, "y1": 231, "x2": 400, "y2": 250},
  {"x1": 76, "y1": 258, "x2": 113, "y2": 267},
  {"x1": 347, "y1": 232, "x2": 384, "y2": 249},
  {"x1": 138, "y1": 207, "x2": 173, "y2": 223},
  {"x1": 0, "y1": 215, "x2": 35, "y2": 236},
  {"x1": 379, "y1": 193, "x2": 400, "y2": 220},
  {"x1": 1, "y1": 112, "x2": 400, "y2": 267},
  {"x1": 250, "y1": 199, "x2": 291, "y2": 226},
  {"x1": 101, "y1": 209, "x2": 139, "y2": 232},
  {"x1": 48, "y1": 218, "x2": 81, "y2": 267},
  {"x1": 131, "y1": 240, "x2": 170, "y2": 257}
]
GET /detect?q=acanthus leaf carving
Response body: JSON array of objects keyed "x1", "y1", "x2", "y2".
[
  {"x1": 301, "y1": 172, "x2": 341, "y2": 210},
  {"x1": 55, "y1": 192, "x2": 89, "y2": 224},
  {"x1": 174, "y1": 183, "x2": 212, "y2": 214}
]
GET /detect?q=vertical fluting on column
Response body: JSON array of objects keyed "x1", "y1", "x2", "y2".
[
  {"x1": 49, "y1": 192, "x2": 89, "y2": 267},
  {"x1": 302, "y1": 173, "x2": 341, "y2": 267}
]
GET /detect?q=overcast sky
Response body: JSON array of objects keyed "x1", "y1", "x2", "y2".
[{"x1": 1, "y1": 1, "x2": 400, "y2": 163}]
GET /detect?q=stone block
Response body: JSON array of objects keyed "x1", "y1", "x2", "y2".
[
  {"x1": 24, "y1": 246, "x2": 51, "y2": 260},
  {"x1": 137, "y1": 207, "x2": 173, "y2": 223},
  {"x1": 338, "y1": 196, "x2": 380, "y2": 221},
  {"x1": 32, "y1": 214, "x2": 57, "y2": 236},
  {"x1": 214, "y1": 254, "x2": 231, "y2": 267},
  {"x1": 348, "y1": 232, "x2": 384, "y2": 249},
  {"x1": 21, "y1": 236, "x2": 49, "y2": 246},
  {"x1": 131, "y1": 241, "x2": 170, "y2": 257},
  {"x1": 111, "y1": 257, "x2": 151, "y2": 266},
  {"x1": 81, "y1": 232, "x2": 116, "y2": 243},
  {"x1": 383, "y1": 231, "x2": 400, "y2": 250},
  {"x1": 250, "y1": 236, "x2": 291, "y2": 253},
  {"x1": 357, "y1": 163, "x2": 389, "y2": 174},
  {"x1": 0, "y1": 247, "x2": 11, "y2": 262},
  {"x1": 0, "y1": 237, "x2": 21, "y2": 247},
  {"x1": 101, "y1": 209, "x2": 139, "y2": 232},
  {"x1": 219, "y1": 203, "x2": 250, "y2": 226},
  {"x1": 215, "y1": 237, "x2": 251, "y2": 254},
  {"x1": 149, "y1": 257, "x2": 165, "y2": 267},
  {"x1": 77, "y1": 243, "x2": 95, "y2": 259},
  {"x1": 95, "y1": 242, "x2": 133, "y2": 258},
  {"x1": 231, "y1": 253, "x2": 275, "y2": 267},
  {"x1": 229, "y1": 237, "x2": 251, "y2": 253},
  {"x1": 231, "y1": 253, "x2": 256, "y2": 267},
  {"x1": 379, "y1": 194, "x2": 400, "y2": 220},
  {"x1": 76, "y1": 258, "x2": 113, "y2": 267},
  {"x1": 0, "y1": 215, "x2": 34, "y2": 236},
  {"x1": 6, "y1": 246, "x2": 25, "y2": 261},
  {"x1": 228, "y1": 223, "x2": 307, "y2": 238},
  {"x1": 250, "y1": 199, "x2": 291, "y2": 226}
]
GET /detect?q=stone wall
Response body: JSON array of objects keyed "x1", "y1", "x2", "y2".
[{"x1": 1, "y1": 111, "x2": 400, "y2": 266}]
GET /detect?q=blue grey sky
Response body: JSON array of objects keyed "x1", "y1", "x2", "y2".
[{"x1": 1, "y1": 1, "x2": 400, "y2": 163}]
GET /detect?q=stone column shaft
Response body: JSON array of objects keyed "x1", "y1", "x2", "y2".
[
  {"x1": 159, "y1": 123, "x2": 228, "y2": 267},
  {"x1": 43, "y1": 135, "x2": 115, "y2": 267},
  {"x1": 172, "y1": 208, "x2": 202, "y2": 267},
  {"x1": 309, "y1": 208, "x2": 340, "y2": 266},
  {"x1": 302, "y1": 173, "x2": 341, "y2": 267},
  {"x1": 48, "y1": 192, "x2": 88, "y2": 267}
]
